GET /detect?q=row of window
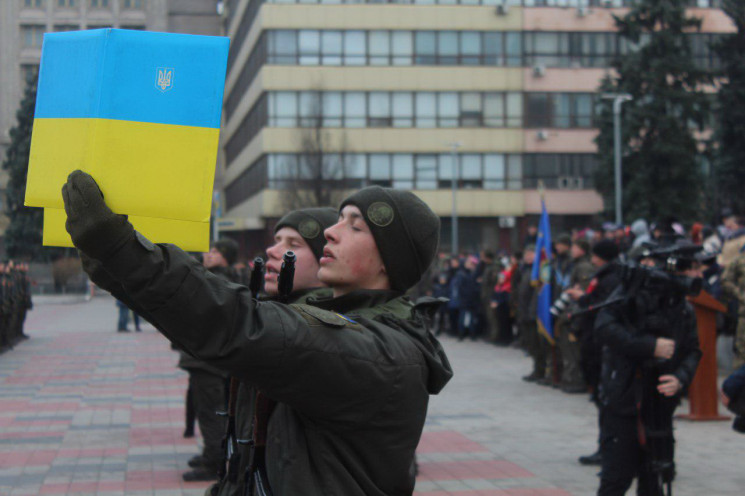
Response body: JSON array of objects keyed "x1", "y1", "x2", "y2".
[
  {"x1": 224, "y1": 152, "x2": 598, "y2": 210},
  {"x1": 256, "y1": 29, "x2": 723, "y2": 69},
  {"x1": 225, "y1": 91, "x2": 598, "y2": 165},
  {"x1": 22, "y1": 0, "x2": 143, "y2": 8},
  {"x1": 21, "y1": 24, "x2": 145, "y2": 47}
]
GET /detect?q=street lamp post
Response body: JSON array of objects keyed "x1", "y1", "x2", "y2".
[
  {"x1": 448, "y1": 142, "x2": 462, "y2": 255},
  {"x1": 602, "y1": 93, "x2": 632, "y2": 226}
]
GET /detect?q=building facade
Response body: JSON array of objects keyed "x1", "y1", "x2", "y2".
[
  {"x1": 218, "y1": 0, "x2": 733, "y2": 255},
  {"x1": 0, "y1": 0, "x2": 221, "y2": 237}
]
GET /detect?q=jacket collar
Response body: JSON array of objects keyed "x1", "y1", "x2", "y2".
[{"x1": 307, "y1": 289, "x2": 403, "y2": 314}]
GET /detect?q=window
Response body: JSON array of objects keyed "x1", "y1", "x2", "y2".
[
  {"x1": 392, "y1": 155, "x2": 414, "y2": 189},
  {"x1": 415, "y1": 93, "x2": 436, "y2": 128},
  {"x1": 438, "y1": 93, "x2": 458, "y2": 127},
  {"x1": 438, "y1": 31, "x2": 458, "y2": 64},
  {"x1": 22, "y1": 26, "x2": 45, "y2": 48},
  {"x1": 273, "y1": 92, "x2": 298, "y2": 127},
  {"x1": 523, "y1": 154, "x2": 596, "y2": 189},
  {"x1": 460, "y1": 154, "x2": 482, "y2": 189},
  {"x1": 123, "y1": 0, "x2": 144, "y2": 8},
  {"x1": 344, "y1": 92, "x2": 366, "y2": 128},
  {"x1": 525, "y1": 93, "x2": 595, "y2": 128},
  {"x1": 368, "y1": 92, "x2": 391, "y2": 127},
  {"x1": 58, "y1": 0, "x2": 75, "y2": 6},
  {"x1": 391, "y1": 31, "x2": 413, "y2": 65},
  {"x1": 272, "y1": 30, "x2": 297, "y2": 64},
  {"x1": 344, "y1": 31, "x2": 366, "y2": 65},
  {"x1": 392, "y1": 92, "x2": 413, "y2": 127},
  {"x1": 89, "y1": 0, "x2": 109, "y2": 7},
  {"x1": 460, "y1": 32, "x2": 481, "y2": 65},
  {"x1": 369, "y1": 31, "x2": 390, "y2": 65},
  {"x1": 322, "y1": 92, "x2": 343, "y2": 127},
  {"x1": 321, "y1": 31, "x2": 342, "y2": 65},
  {"x1": 415, "y1": 155, "x2": 437, "y2": 189},
  {"x1": 121, "y1": 25, "x2": 146, "y2": 31},
  {"x1": 369, "y1": 154, "x2": 392, "y2": 186},
  {"x1": 298, "y1": 30, "x2": 320, "y2": 65},
  {"x1": 460, "y1": 93, "x2": 482, "y2": 126},
  {"x1": 483, "y1": 154, "x2": 505, "y2": 190},
  {"x1": 345, "y1": 155, "x2": 367, "y2": 188},
  {"x1": 415, "y1": 31, "x2": 436, "y2": 65},
  {"x1": 23, "y1": 0, "x2": 44, "y2": 8}
]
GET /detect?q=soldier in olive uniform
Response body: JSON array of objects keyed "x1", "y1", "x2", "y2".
[
  {"x1": 722, "y1": 251, "x2": 745, "y2": 369},
  {"x1": 62, "y1": 171, "x2": 452, "y2": 496},
  {"x1": 179, "y1": 239, "x2": 241, "y2": 482},
  {"x1": 518, "y1": 246, "x2": 545, "y2": 382},
  {"x1": 0, "y1": 263, "x2": 6, "y2": 351},
  {"x1": 210, "y1": 207, "x2": 337, "y2": 496},
  {"x1": 556, "y1": 239, "x2": 595, "y2": 393}
]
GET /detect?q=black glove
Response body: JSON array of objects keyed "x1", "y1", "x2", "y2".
[{"x1": 62, "y1": 170, "x2": 134, "y2": 261}]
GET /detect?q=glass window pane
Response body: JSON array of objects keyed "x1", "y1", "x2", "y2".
[
  {"x1": 506, "y1": 93, "x2": 523, "y2": 127},
  {"x1": 370, "y1": 154, "x2": 391, "y2": 180},
  {"x1": 345, "y1": 92, "x2": 366, "y2": 127},
  {"x1": 392, "y1": 92, "x2": 413, "y2": 127},
  {"x1": 461, "y1": 32, "x2": 481, "y2": 65},
  {"x1": 438, "y1": 31, "x2": 458, "y2": 64},
  {"x1": 461, "y1": 154, "x2": 481, "y2": 180},
  {"x1": 438, "y1": 92, "x2": 458, "y2": 127},
  {"x1": 505, "y1": 32, "x2": 522, "y2": 67},
  {"x1": 507, "y1": 155, "x2": 523, "y2": 189},
  {"x1": 438, "y1": 153, "x2": 456, "y2": 180},
  {"x1": 484, "y1": 93, "x2": 504, "y2": 127},
  {"x1": 484, "y1": 154, "x2": 505, "y2": 189},
  {"x1": 369, "y1": 31, "x2": 390, "y2": 65},
  {"x1": 416, "y1": 92, "x2": 436, "y2": 128},
  {"x1": 575, "y1": 94, "x2": 593, "y2": 127},
  {"x1": 392, "y1": 31, "x2": 413, "y2": 65},
  {"x1": 392, "y1": 155, "x2": 414, "y2": 188},
  {"x1": 272, "y1": 30, "x2": 298, "y2": 63},
  {"x1": 554, "y1": 94, "x2": 571, "y2": 128},
  {"x1": 415, "y1": 31, "x2": 436, "y2": 65},
  {"x1": 274, "y1": 92, "x2": 297, "y2": 126},
  {"x1": 344, "y1": 31, "x2": 366, "y2": 65},
  {"x1": 323, "y1": 92, "x2": 342, "y2": 126},
  {"x1": 484, "y1": 32, "x2": 502, "y2": 65},
  {"x1": 369, "y1": 92, "x2": 391, "y2": 126},
  {"x1": 298, "y1": 30, "x2": 320, "y2": 65},
  {"x1": 322, "y1": 31, "x2": 343, "y2": 65},
  {"x1": 345, "y1": 154, "x2": 367, "y2": 181},
  {"x1": 415, "y1": 154, "x2": 437, "y2": 190},
  {"x1": 299, "y1": 91, "x2": 319, "y2": 126}
]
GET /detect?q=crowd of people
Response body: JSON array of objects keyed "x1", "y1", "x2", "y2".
[{"x1": 0, "y1": 261, "x2": 33, "y2": 353}]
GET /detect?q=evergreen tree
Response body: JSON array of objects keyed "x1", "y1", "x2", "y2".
[
  {"x1": 712, "y1": 0, "x2": 745, "y2": 217},
  {"x1": 2, "y1": 75, "x2": 43, "y2": 260},
  {"x1": 595, "y1": 0, "x2": 711, "y2": 224}
]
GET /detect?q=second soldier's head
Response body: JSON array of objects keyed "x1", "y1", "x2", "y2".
[{"x1": 265, "y1": 207, "x2": 338, "y2": 296}]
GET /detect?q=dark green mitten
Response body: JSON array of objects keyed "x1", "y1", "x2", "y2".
[{"x1": 62, "y1": 170, "x2": 134, "y2": 261}]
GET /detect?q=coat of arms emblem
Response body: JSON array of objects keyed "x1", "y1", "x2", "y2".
[{"x1": 156, "y1": 67, "x2": 174, "y2": 92}]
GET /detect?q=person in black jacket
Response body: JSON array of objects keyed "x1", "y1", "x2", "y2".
[{"x1": 593, "y1": 254, "x2": 702, "y2": 496}]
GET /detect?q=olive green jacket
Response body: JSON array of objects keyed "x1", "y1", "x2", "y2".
[{"x1": 86, "y1": 234, "x2": 453, "y2": 496}]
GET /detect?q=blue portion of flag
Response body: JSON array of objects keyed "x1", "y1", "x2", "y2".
[{"x1": 530, "y1": 199, "x2": 554, "y2": 342}]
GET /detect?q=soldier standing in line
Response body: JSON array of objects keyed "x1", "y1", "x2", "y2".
[
  {"x1": 478, "y1": 250, "x2": 502, "y2": 343},
  {"x1": 518, "y1": 246, "x2": 544, "y2": 382},
  {"x1": 211, "y1": 207, "x2": 338, "y2": 496},
  {"x1": 63, "y1": 171, "x2": 452, "y2": 496},
  {"x1": 541, "y1": 234, "x2": 573, "y2": 386},
  {"x1": 556, "y1": 239, "x2": 595, "y2": 393},
  {"x1": 179, "y1": 238, "x2": 241, "y2": 482}
]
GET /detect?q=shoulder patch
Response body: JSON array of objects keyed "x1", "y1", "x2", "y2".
[{"x1": 290, "y1": 304, "x2": 361, "y2": 330}]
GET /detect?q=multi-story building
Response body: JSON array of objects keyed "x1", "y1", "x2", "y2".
[
  {"x1": 0, "y1": 0, "x2": 221, "y2": 240},
  {"x1": 218, "y1": 0, "x2": 733, "y2": 255}
]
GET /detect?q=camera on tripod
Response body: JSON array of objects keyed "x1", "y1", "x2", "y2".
[{"x1": 620, "y1": 241, "x2": 704, "y2": 300}]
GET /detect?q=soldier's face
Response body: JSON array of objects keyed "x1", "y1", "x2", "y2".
[
  {"x1": 319, "y1": 205, "x2": 388, "y2": 297},
  {"x1": 264, "y1": 227, "x2": 322, "y2": 296},
  {"x1": 203, "y1": 248, "x2": 228, "y2": 269}
]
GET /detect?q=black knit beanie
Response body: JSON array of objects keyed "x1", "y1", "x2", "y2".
[
  {"x1": 274, "y1": 207, "x2": 338, "y2": 261},
  {"x1": 213, "y1": 238, "x2": 239, "y2": 266},
  {"x1": 340, "y1": 186, "x2": 440, "y2": 292},
  {"x1": 592, "y1": 239, "x2": 619, "y2": 262}
]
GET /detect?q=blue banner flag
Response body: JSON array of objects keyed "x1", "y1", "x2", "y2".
[{"x1": 530, "y1": 199, "x2": 554, "y2": 344}]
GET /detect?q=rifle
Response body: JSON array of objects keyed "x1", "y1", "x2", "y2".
[
  {"x1": 219, "y1": 258, "x2": 265, "y2": 483},
  {"x1": 246, "y1": 251, "x2": 295, "y2": 496}
]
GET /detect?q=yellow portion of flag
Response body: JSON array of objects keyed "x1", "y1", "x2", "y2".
[
  {"x1": 27, "y1": 118, "x2": 219, "y2": 223},
  {"x1": 43, "y1": 208, "x2": 210, "y2": 252}
]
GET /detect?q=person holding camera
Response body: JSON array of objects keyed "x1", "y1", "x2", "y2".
[{"x1": 594, "y1": 247, "x2": 702, "y2": 496}]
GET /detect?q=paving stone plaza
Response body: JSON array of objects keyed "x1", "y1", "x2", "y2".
[{"x1": 0, "y1": 296, "x2": 742, "y2": 496}]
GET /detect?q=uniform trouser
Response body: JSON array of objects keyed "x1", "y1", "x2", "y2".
[
  {"x1": 598, "y1": 413, "x2": 671, "y2": 496},
  {"x1": 185, "y1": 384, "x2": 196, "y2": 435},
  {"x1": 522, "y1": 321, "x2": 546, "y2": 377},
  {"x1": 559, "y1": 330, "x2": 585, "y2": 388},
  {"x1": 189, "y1": 369, "x2": 227, "y2": 468},
  {"x1": 0, "y1": 315, "x2": 6, "y2": 349},
  {"x1": 458, "y1": 309, "x2": 478, "y2": 339},
  {"x1": 15, "y1": 309, "x2": 27, "y2": 338},
  {"x1": 117, "y1": 306, "x2": 129, "y2": 331},
  {"x1": 734, "y1": 318, "x2": 745, "y2": 369},
  {"x1": 496, "y1": 303, "x2": 513, "y2": 345}
]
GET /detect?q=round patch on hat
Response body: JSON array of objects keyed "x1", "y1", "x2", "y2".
[
  {"x1": 367, "y1": 202, "x2": 395, "y2": 228},
  {"x1": 298, "y1": 219, "x2": 321, "y2": 239}
]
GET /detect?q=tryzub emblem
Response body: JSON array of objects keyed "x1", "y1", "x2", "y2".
[
  {"x1": 156, "y1": 67, "x2": 174, "y2": 92},
  {"x1": 298, "y1": 219, "x2": 321, "y2": 239},
  {"x1": 367, "y1": 202, "x2": 395, "y2": 227}
]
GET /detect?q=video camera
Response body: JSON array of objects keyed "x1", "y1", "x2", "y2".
[{"x1": 621, "y1": 240, "x2": 703, "y2": 299}]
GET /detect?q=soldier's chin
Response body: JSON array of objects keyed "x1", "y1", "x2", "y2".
[
  {"x1": 263, "y1": 280, "x2": 278, "y2": 296},
  {"x1": 317, "y1": 267, "x2": 337, "y2": 286}
]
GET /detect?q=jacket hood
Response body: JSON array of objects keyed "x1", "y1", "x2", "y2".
[
  {"x1": 631, "y1": 219, "x2": 649, "y2": 236},
  {"x1": 405, "y1": 298, "x2": 454, "y2": 394}
]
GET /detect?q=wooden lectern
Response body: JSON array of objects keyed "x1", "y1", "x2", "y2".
[{"x1": 678, "y1": 290, "x2": 729, "y2": 421}]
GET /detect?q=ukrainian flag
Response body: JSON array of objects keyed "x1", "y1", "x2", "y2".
[
  {"x1": 530, "y1": 198, "x2": 554, "y2": 344},
  {"x1": 26, "y1": 29, "x2": 229, "y2": 234}
]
